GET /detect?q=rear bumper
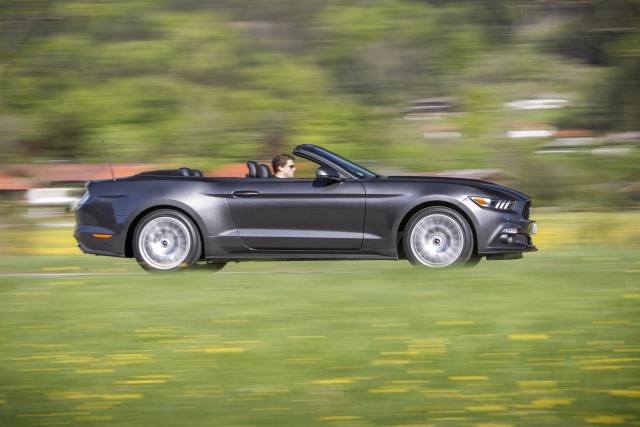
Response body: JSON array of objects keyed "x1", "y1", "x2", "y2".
[{"x1": 74, "y1": 224, "x2": 126, "y2": 257}]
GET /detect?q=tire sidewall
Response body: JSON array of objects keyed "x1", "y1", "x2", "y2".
[
  {"x1": 133, "y1": 209, "x2": 202, "y2": 272},
  {"x1": 404, "y1": 206, "x2": 474, "y2": 268}
]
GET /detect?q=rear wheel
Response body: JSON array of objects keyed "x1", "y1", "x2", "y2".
[
  {"x1": 404, "y1": 207, "x2": 474, "y2": 268},
  {"x1": 133, "y1": 209, "x2": 201, "y2": 272}
]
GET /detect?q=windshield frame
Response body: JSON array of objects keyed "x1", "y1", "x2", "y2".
[{"x1": 295, "y1": 145, "x2": 378, "y2": 179}]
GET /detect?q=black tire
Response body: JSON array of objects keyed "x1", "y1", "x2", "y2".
[
  {"x1": 404, "y1": 207, "x2": 474, "y2": 268},
  {"x1": 133, "y1": 209, "x2": 202, "y2": 272}
]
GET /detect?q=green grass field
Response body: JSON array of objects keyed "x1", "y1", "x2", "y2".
[{"x1": 1, "y1": 215, "x2": 639, "y2": 426}]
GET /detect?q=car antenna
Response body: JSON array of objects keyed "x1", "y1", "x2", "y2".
[{"x1": 102, "y1": 139, "x2": 116, "y2": 181}]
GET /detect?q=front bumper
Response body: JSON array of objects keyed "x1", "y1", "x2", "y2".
[
  {"x1": 480, "y1": 218, "x2": 537, "y2": 256},
  {"x1": 460, "y1": 196, "x2": 538, "y2": 257}
]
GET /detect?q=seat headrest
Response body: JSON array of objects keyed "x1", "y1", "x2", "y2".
[
  {"x1": 258, "y1": 164, "x2": 273, "y2": 178},
  {"x1": 246, "y1": 161, "x2": 258, "y2": 178}
]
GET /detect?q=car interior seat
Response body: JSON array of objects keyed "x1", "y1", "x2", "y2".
[
  {"x1": 246, "y1": 161, "x2": 258, "y2": 178},
  {"x1": 258, "y1": 164, "x2": 273, "y2": 178},
  {"x1": 177, "y1": 167, "x2": 203, "y2": 177}
]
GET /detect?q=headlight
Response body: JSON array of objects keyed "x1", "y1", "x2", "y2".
[{"x1": 469, "y1": 196, "x2": 514, "y2": 211}]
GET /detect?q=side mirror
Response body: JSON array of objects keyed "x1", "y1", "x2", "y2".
[{"x1": 316, "y1": 166, "x2": 344, "y2": 182}]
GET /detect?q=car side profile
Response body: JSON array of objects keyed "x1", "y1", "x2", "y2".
[{"x1": 74, "y1": 144, "x2": 537, "y2": 272}]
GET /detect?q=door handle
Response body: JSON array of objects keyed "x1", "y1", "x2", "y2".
[{"x1": 232, "y1": 190, "x2": 259, "y2": 198}]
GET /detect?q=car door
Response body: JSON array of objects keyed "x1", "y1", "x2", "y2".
[{"x1": 226, "y1": 178, "x2": 366, "y2": 250}]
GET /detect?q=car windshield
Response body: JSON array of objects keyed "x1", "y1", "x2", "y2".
[{"x1": 306, "y1": 145, "x2": 378, "y2": 179}]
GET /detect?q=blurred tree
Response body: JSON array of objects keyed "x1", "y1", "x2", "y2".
[
  {"x1": 315, "y1": 2, "x2": 490, "y2": 102},
  {"x1": 0, "y1": 0, "x2": 636, "y2": 212},
  {"x1": 542, "y1": 0, "x2": 640, "y2": 130}
]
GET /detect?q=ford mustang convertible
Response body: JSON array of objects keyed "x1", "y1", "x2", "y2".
[{"x1": 74, "y1": 144, "x2": 537, "y2": 272}]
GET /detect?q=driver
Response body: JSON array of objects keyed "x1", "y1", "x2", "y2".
[{"x1": 272, "y1": 154, "x2": 296, "y2": 178}]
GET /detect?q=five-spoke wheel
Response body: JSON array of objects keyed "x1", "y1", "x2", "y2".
[
  {"x1": 133, "y1": 210, "x2": 202, "y2": 272},
  {"x1": 404, "y1": 207, "x2": 474, "y2": 268}
]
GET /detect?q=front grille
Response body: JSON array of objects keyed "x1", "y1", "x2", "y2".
[{"x1": 522, "y1": 201, "x2": 531, "y2": 219}]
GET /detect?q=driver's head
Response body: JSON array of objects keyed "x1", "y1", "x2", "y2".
[{"x1": 272, "y1": 154, "x2": 296, "y2": 178}]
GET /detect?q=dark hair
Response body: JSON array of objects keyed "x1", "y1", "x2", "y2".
[{"x1": 272, "y1": 154, "x2": 294, "y2": 174}]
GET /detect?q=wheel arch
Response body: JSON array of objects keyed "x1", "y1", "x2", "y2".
[
  {"x1": 124, "y1": 205, "x2": 205, "y2": 259},
  {"x1": 395, "y1": 201, "x2": 478, "y2": 259}
]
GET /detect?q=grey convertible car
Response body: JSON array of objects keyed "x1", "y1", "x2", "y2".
[{"x1": 74, "y1": 144, "x2": 537, "y2": 271}]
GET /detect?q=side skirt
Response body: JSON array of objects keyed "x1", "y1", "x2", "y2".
[{"x1": 206, "y1": 253, "x2": 398, "y2": 262}]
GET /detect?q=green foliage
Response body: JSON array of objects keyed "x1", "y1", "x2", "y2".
[{"x1": 0, "y1": 0, "x2": 638, "y2": 207}]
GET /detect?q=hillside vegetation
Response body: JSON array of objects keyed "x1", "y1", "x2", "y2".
[{"x1": 1, "y1": 0, "x2": 639, "y2": 208}]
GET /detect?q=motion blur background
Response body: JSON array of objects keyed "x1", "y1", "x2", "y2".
[{"x1": 1, "y1": 0, "x2": 639, "y2": 215}]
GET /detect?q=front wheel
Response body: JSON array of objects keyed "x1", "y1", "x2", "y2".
[
  {"x1": 404, "y1": 207, "x2": 474, "y2": 268},
  {"x1": 133, "y1": 209, "x2": 202, "y2": 272}
]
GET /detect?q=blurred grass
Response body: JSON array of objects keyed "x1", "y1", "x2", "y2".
[{"x1": 0, "y1": 212, "x2": 639, "y2": 426}]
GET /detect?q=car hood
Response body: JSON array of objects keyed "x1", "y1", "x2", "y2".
[{"x1": 383, "y1": 175, "x2": 531, "y2": 200}]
